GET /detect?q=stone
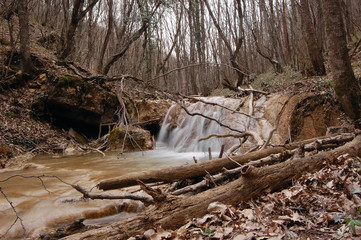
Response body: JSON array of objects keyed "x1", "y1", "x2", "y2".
[
  {"x1": 108, "y1": 125, "x2": 153, "y2": 152},
  {"x1": 39, "y1": 75, "x2": 118, "y2": 137},
  {"x1": 126, "y1": 99, "x2": 172, "y2": 135}
]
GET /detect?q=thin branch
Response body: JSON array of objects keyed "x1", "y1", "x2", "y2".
[
  {"x1": 198, "y1": 132, "x2": 264, "y2": 146},
  {"x1": 0, "y1": 187, "x2": 26, "y2": 239},
  {"x1": 178, "y1": 93, "x2": 257, "y2": 119}
]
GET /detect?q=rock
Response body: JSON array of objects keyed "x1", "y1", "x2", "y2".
[
  {"x1": 68, "y1": 128, "x2": 87, "y2": 145},
  {"x1": 126, "y1": 99, "x2": 172, "y2": 135},
  {"x1": 108, "y1": 125, "x2": 153, "y2": 152},
  {"x1": 37, "y1": 75, "x2": 118, "y2": 137}
]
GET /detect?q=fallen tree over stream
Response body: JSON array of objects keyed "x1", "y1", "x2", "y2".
[{"x1": 62, "y1": 132, "x2": 361, "y2": 240}]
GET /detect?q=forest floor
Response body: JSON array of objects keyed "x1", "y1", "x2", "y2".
[
  {"x1": 1, "y1": 16, "x2": 361, "y2": 239},
  {"x1": 134, "y1": 155, "x2": 361, "y2": 240}
]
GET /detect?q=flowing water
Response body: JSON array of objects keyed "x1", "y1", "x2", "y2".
[
  {"x1": 158, "y1": 96, "x2": 273, "y2": 152},
  {"x1": 0, "y1": 95, "x2": 274, "y2": 239},
  {"x1": 0, "y1": 149, "x2": 210, "y2": 239}
]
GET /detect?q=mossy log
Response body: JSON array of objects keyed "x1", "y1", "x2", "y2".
[{"x1": 63, "y1": 135, "x2": 361, "y2": 240}]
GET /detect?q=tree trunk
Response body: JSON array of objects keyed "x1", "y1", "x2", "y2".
[
  {"x1": 97, "y1": 0, "x2": 113, "y2": 73},
  {"x1": 63, "y1": 135, "x2": 361, "y2": 240},
  {"x1": 18, "y1": 0, "x2": 35, "y2": 74},
  {"x1": 98, "y1": 146, "x2": 287, "y2": 190},
  {"x1": 299, "y1": 0, "x2": 326, "y2": 76},
  {"x1": 203, "y1": 0, "x2": 246, "y2": 86},
  {"x1": 321, "y1": 0, "x2": 361, "y2": 123},
  {"x1": 60, "y1": 0, "x2": 99, "y2": 60}
]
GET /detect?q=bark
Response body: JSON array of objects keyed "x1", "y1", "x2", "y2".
[
  {"x1": 101, "y1": 1, "x2": 161, "y2": 75},
  {"x1": 321, "y1": 0, "x2": 361, "y2": 122},
  {"x1": 18, "y1": 0, "x2": 35, "y2": 74},
  {"x1": 64, "y1": 135, "x2": 361, "y2": 240},
  {"x1": 299, "y1": 0, "x2": 326, "y2": 76},
  {"x1": 203, "y1": 0, "x2": 245, "y2": 86},
  {"x1": 97, "y1": 0, "x2": 113, "y2": 73},
  {"x1": 60, "y1": 0, "x2": 100, "y2": 60}
]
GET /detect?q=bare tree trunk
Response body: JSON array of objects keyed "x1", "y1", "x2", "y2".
[
  {"x1": 97, "y1": 0, "x2": 113, "y2": 73},
  {"x1": 299, "y1": 0, "x2": 326, "y2": 76},
  {"x1": 203, "y1": 0, "x2": 245, "y2": 87},
  {"x1": 60, "y1": 0, "x2": 100, "y2": 60},
  {"x1": 188, "y1": 0, "x2": 199, "y2": 94},
  {"x1": 18, "y1": 0, "x2": 35, "y2": 74},
  {"x1": 322, "y1": 0, "x2": 361, "y2": 123}
]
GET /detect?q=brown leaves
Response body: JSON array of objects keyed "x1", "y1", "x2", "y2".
[{"x1": 134, "y1": 155, "x2": 361, "y2": 239}]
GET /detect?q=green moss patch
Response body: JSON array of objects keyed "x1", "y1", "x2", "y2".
[{"x1": 56, "y1": 75, "x2": 85, "y2": 89}]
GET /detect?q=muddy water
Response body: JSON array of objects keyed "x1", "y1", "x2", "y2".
[{"x1": 0, "y1": 149, "x2": 209, "y2": 239}]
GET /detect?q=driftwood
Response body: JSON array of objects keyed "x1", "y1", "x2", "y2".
[
  {"x1": 63, "y1": 134, "x2": 361, "y2": 240},
  {"x1": 97, "y1": 133, "x2": 356, "y2": 191}
]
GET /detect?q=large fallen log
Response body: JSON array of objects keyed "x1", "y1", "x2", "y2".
[
  {"x1": 98, "y1": 133, "x2": 355, "y2": 190},
  {"x1": 63, "y1": 134, "x2": 361, "y2": 240},
  {"x1": 98, "y1": 146, "x2": 286, "y2": 190}
]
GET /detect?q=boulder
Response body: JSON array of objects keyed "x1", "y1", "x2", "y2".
[
  {"x1": 126, "y1": 99, "x2": 172, "y2": 136},
  {"x1": 108, "y1": 125, "x2": 153, "y2": 152}
]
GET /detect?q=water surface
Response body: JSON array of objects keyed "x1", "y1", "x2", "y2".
[{"x1": 0, "y1": 148, "x2": 209, "y2": 239}]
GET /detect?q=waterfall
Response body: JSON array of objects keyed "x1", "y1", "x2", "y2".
[
  {"x1": 158, "y1": 104, "x2": 222, "y2": 152},
  {"x1": 157, "y1": 96, "x2": 273, "y2": 153}
]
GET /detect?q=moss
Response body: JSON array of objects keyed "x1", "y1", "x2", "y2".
[
  {"x1": 108, "y1": 127, "x2": 121, "y2": 144},
  {"x1": 56, "y1": 75, "x2": 84, "y2": 89},
  {"x1": 32, "y1": 96, "x2": 46, "y2": 117},
  {"x1": 108, "y1": 125, "x2": 138, "y2": 144}
]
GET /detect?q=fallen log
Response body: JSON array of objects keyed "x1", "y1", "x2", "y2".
[
  {"x1": 64, "y1": 135, "x2": 361, "y2": 240},
  {"x1": 98, "y1": 146, "x2": 287, "y2": 190},
  {"x1": 98, "y1": 133, "x2": 356, "y2": 190}
]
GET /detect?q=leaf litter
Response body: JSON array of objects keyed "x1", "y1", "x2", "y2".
[{"x1": 131, "y1": 154, "x2": 361, "y2": 239}]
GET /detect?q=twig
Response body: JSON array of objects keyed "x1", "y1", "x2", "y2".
[
  {"x1": 199, "y1": 132, "x2": 264, "y2": 146},
  {"x1": 224, "y1": 153, "x2": 243, "y2": 167},
  {"x1": 178, "y1": 94, "x2": 257, "y2": 119},
  {"x1": 237, "y1": 87, "x2": 268, "y2": 95},
  {"x1": 173, "y1": 98, "x2": 245, "y2": 134},
  {"x1": 0, "y1": 187, "x2": 26, "y2": 239}
]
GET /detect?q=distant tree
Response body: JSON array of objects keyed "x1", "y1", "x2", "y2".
[
  {"x1": 60, "y1": 0, "x2": 100, "y2": 60},
  {"x1": 97, "y1": 0, "x2": 114, "y2": 72},
  {"x1": 18, "y1": 0, "x2": 35, "y2": 74},
  {"x1": 299, "y1": 0, "x2": 326, "y2": 76},
  {"x1": 322, "y1": 0, "x2": 361, "y2": 123}
]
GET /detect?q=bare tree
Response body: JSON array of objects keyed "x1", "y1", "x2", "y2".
[
  {"x1": 203, "y1": 0, "x2": 246, "y2": 87},
  {"x1": 60, "y1": 0, "x2": 100, "y2": 60},
  {"x1": 97, "y1": 0, "x2": 114, "y2": 72},
  {"x1": 322, "y1": 0, "x2": 361, "y2": 123},
  {"x1": 101, "y1": 1, "x2": 162, "y2": 75},
  {"x1": 18, "y1": 0, "x2": 35, "y2": 74},
  {"x1": 299, "y1": 0, "x2": 326, "y2": 76}
]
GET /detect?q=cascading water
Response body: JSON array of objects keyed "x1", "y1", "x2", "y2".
[
  {"x1": 157, "y1": 96, "x2": 274, "y2": 153},
  {"x1": 158, "y1": 104, "x2": 223, "y2": 152}
]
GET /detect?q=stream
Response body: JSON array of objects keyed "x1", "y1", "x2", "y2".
[
  {"x1": 0, "y1": 149, "x2": 211, "y2": 239},
  {"x1": 0, "y1": 96, "x2": 273, "y2": 239}
]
